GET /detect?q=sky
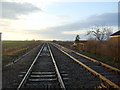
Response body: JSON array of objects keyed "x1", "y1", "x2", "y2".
[{"x1": 0, "y1": 0, "x2": 119, "y2": 41}]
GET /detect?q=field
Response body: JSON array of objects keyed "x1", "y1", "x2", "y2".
[
  {"x1": 2, "y1": 41, "x2": 41, "y2": 66},
  {"x1": 2, "y1": 40, "x2": 120, "y2": 69},
  {"x1": 3, "y1": 41, "x2": 33, "y2": 48}
]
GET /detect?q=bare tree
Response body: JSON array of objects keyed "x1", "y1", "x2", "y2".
[{"x1": 87, "y1": 25, "x2": 113, "y2": 41}]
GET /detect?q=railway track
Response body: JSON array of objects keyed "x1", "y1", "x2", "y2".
[
  {"x1": 17, "y1": 43, "x2": 65, "y2": 89},
  {"x1": 51, "y1": 43, "x2": 120, "y2": 89},
  {"x1": 17, "y1": 42, "x2": 120, "y2": 89}
]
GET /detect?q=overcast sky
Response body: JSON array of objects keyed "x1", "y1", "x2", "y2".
[{"x1": 0, "y1": 0, "x2": 118, "y2": 40}]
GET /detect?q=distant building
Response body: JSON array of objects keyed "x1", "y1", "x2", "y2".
[
  {"x1": 110, "y1": 30, "x2": 120, "y2": 38},
  {"x1": 109, "y1": 31, "x2": 120, "y2": 45},
  {"x1": 110, "y1": 31, "x2": 120, "y2": 39}
]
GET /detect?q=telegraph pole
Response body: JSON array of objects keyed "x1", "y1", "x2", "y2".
[{"x1": 0, "y1": 33, "x2": 2, "y2": 89}]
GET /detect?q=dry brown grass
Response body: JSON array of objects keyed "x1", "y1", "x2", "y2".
[
  {"x1": 81, "y1": 39, "x2": 120, "y2": 60},
  {"x1": 54, "y1": 39, "x2": 120, "y2": 68},
  {"x1": 3, "y1": 47, "x2": 28, "y2": 55}
]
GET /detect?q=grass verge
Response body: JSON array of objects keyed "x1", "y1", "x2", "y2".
[
  {"x1": 54, "y1": 41, "x2": 120, "y2": 69},
  {"x1": 2, "y1": 41, "x2": 41, "y2": 66}
]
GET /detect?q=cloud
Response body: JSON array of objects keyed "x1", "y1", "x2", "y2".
[
  {"x1": 62, "y1": 29, "x2": 87, "y2": 35},
  {"x1": 3, "y1": 12, "x2": 117, "y2": 40},
  {"x1": 1, "y1": 11, "x2": 117, "y2": 40},
  {"x1": 0, "y1": 2, "x2": 42, "y2": 19},
  {"x1": 57, "y1": 15, "x2": 70, "y2": 19},
  {"x1": 37, "y1": 12, "x2": 117, "y2": 32},
  {"x1": 29, "y1": 12, "x2": 117, "y2": 40},
  {"x1": 52, "y1": 12, "x2": 117, "y2": 31},
  {"x1": 0, "y1": 22, "x2": 8, "y2": 26}
]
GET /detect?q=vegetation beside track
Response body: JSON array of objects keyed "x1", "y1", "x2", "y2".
[
  {"x1": 53, "y1": 41, "x2": 120, "y2": 69},
  {"x1": 2, "y1": 41, "x2": 41, "y2": 66}
]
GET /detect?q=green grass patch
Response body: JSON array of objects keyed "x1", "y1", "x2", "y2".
[
  {"x1": 2, "y1": 41, "x2": 34, "y2": 49},
  {"x1": 2, "y1": 40, "x2": 41, "y2": 66}
]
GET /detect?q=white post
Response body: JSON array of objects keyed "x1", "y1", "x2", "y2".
[{"x1": 0, "y1": 33, "x2": 2, "y2": 89}]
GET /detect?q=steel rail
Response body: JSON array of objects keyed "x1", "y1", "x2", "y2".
[
  {"x1": 52, "y1": 43, "x2": 120, "y2": 89},
  {"x1": 17, "y1": 43, "x2": 45, "y2": 90},
  {"x1": 55, "y1": 43, "x2": 120, "y2": 73},
  {"x1": 47, "y1": 43, "x2": 66, "y2": 89},
  {"x1": 71, "y1": 51, "x2": 120, "y2": 73}
]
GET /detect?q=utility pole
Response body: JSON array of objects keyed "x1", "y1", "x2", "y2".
[{"x1": 0, "y1": 33, "x2": 2, "y2": 89}]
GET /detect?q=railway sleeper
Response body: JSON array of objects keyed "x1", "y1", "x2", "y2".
[
  {"x1": 28, "y1": 78, "x2": 57, "y2": 82},
  {"x1": 24, "y1": 83, "x2": 60, "y2": 88},
  {"x1": 31, "y1": 71, "x2": 55, "y2": 75},
  {"x1": 30, "y1": 74, "x2": 56, "y2": 78}
]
